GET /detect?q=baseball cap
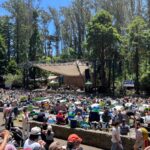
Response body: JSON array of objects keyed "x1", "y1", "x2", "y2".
[
  {"x1": 67, "y1": 134, "x2": 82, "y2": 143},
  {"x1": 30, "y1": 127, "x2": 41, "y2": 135}
]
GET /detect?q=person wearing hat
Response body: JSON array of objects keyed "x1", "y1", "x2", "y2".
[
  {"x1": 66, "y1": 134, "x2": 83, "y2": 150},
  {"x1": 23, "y1": 127, "x2": 45, "y2": 150}
]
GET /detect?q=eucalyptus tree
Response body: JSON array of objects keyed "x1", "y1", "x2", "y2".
[
  {"x1": 60, "y1": 0, "x2": 92, "y2": 58},
  {"x1": 40, "y1": 10, "x2": 51, "y2": 56},
  {"x1": 0, "y1": 35, "x2": 7, "y2": 76},
  {"x1": 147, "y1": 0, "x2": 150, "y2": 25},
  {"x1": 0, "y1": 16, "x2": 13, "y2": 61},
  {"x1": 2, "y1": 0, "x2": 37, "y2": 63},
  {"x1": 29, "y1": 10, "x2": 43, "y2": 61},
  {"x1": 49, "y1": 7, "x2": 60, "y2": 56}
]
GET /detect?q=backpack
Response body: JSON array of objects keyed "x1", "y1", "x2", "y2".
[{"x1": 140, "y1": 127, "x2": 149, "y2": 140}]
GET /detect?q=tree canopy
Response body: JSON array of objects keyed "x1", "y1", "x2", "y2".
[{"x1": 0, "y1": 0, "x2": 149, "y2": 94}]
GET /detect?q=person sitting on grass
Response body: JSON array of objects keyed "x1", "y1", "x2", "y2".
[
  {"x1": 56, "y1": 111, "x2": 66, "y2": 125},
  {"x1": 74, "y1": 112, "x2": 83, "y2": 127}
]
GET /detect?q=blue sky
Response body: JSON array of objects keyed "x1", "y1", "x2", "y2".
[
  {"x1": 0, "y1": 0, "x2": 72, "y2": 16},
  {"x1": 0, "y1": 0, "x2": 72, "y2": 34},
  {"x1": 0, "y1": 0, "x2": 72, "y2": 54}
]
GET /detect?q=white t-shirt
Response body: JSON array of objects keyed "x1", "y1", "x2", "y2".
[
  {"x1": 145, "y1": 115, "x2": 150, "y2": 124},
  {"x1": 22, "y1": 113, "x2": 29, "y2": 125},
  {"x1": 75, "y1": 115, "x2": 83, "y2": 122},
  {"x1": 24, "y1": 139, "x2": 41, "y2": 149},
  {"x1": 111, "y1": 127, "x2": 121, "y2": 143}
]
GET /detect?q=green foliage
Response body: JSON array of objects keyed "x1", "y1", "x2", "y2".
[
  {"x1": 60, "y1": 47, "x2": 77, "y2": 61},
  {"x1": 3, "y1": 72, "x2": 22, "y2": 87},
  {"x1": 87, "y1": 10, "x2": 120, "y2": 55},
  {"x1": 6, "y1": 59, "x2": 20, "y2": 75},
  {"x1": 0, "y1": 0, "x2": 150, "y2": 95},
  {"x1": 87, "y1": 10, "x2": 120, "y2": 90},
  {"x1": 126, "y1": 16, "x2": 149, "y2": 93},
  {"x1": 0, "y1": 34, "x2": 7, "y2": 75},
  {"x1": 29, "y1": 10, "x2": 43, "y2": 61},
  {"x1": 127, "y1": 16, "x2": 147, "y2": 47},
  {"x1": 41, "y1": 56, "x2": 51, "y2": 63},
  {"x1": 140, "y1": 72, "x2": 150, "y2": 94},
  {"x1": 20, "y1": 96, "x2": 27, "y2": 102}
]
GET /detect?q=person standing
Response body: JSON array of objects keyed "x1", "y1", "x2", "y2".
[
  {"x1": 3, "y1": 104, "x2": 14, "y2": 130},
  {"x1": 111, "y1": 121, "x2": 123, "y2": 150},
  {"x1": 22, "y1": 107, "x2": 29, "y2": 140},
  {"x1": 134, "y1": 122, "x2": 149, "y2": 150},
  {"x1": 24, "y1": 127, "x2": 45, "y2": 150},
  {"x1": 45, "y1": 125, "x2": 54, "y2": 150}
]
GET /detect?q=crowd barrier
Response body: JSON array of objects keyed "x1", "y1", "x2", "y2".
[{"x1": 29, "y1": 121, "x2": 135, "y2": 150}]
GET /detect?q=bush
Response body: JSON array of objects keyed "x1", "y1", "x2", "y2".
[
  {"x1": 6, "y1": 60, "x2": 20, "y2": 75},
  {"x1": 3, "y1": 73, "x2": 23, "y2": 88}
]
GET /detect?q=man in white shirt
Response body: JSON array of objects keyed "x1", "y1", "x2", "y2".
[
  {"x1": 111, "y1": 121, "x2": 123, "y2": 150},
  {"x1": 24, "y1": 127, "x2": 45, "y2": 150}
]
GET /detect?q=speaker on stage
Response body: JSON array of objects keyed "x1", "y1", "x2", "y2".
[{"x1": 85, "y1": 68, "x2": 90, "y2": 81}]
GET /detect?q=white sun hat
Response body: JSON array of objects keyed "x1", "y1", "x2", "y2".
[{"x1": 30, "y1": 126, "x2": 41, "y2": 135}]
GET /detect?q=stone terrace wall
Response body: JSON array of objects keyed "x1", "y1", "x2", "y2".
[{"x1": 29, "y1": 121, "x2": 135, "y2": 150}]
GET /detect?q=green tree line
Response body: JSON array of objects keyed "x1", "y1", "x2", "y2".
[{"x1": 0, "y1": 0, "x2": 149, "y2": 94}]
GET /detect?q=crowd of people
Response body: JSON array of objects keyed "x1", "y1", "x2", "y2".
[
  {"x1": 0, "y1": 128, "x2": 83, "y2": 150},
  {"x1": 0, "y1": 89, "x2": 150, "y2": 150}
]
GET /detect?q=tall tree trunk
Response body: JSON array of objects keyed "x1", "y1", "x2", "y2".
[
  {"x1": 16, "y1": 16, "x2": 19, "y2": 64},
  {"x1": 135, "y1": 46, "x2": 140, "y2": 94},
  {"x1": 108, "y1": 59, "x2": 112, "y2": 90},
  {"x1": 148, "y1": 0, "x2": 150, "y2": 26},
  {"x1": 130, "y1": 0, "x2": 135, "y2": 17},
  {"x1": 6, "y1": 22, "x2": 11, "y2": 61},
  {"x1": 137, "y1": 0, "x2": 142, "y2": 16}
]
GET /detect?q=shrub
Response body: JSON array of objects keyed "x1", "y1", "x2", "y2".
[{"x1": 3, "y1": 73, "x2": 23, "y2": 88}]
